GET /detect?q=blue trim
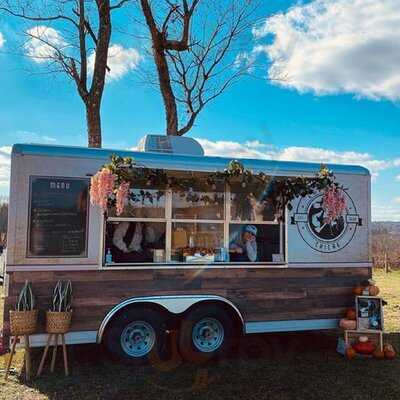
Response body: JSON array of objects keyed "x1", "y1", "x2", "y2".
[
  {"x1": 245, "y1": 318, "x2": 340, "y2": 334},
  {"x1": 12, "y1": 143, "x2": 370, "y2": 176}
]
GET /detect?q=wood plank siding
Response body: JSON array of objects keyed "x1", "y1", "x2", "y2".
[{"x1": 3, "y1": 267, "x2": 371, "y2": 336}]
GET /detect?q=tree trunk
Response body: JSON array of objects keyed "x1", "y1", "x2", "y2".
[
  {"x1": 86, "y1": 101, "x2": 102, "y2": 148},
  {"x1": 153, "y1": 45, "x2": 179, "y2": 135}
]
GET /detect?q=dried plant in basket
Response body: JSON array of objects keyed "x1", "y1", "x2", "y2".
[
  {"x1": 51, "y1": 280, "x2": 73, "y2": 312},
  {"x1": 46, "y1": 280, "x2": 73, "y2": 334},
  {"x1": 10, "y1": 281, "x2": 38, "y2": 336}
]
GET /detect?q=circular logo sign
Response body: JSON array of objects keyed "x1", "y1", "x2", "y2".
[{"x1": 292, "y1": 190, "x2": 360, "y2": 253}]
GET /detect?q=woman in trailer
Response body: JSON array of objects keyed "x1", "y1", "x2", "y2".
[{"x1": 229, "y1": 225, "x2": 258, "y2": 262}]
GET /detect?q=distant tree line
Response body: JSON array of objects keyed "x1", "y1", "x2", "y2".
[{"x1": 372, "y1": 230, "x2": 400, "y2": 270}]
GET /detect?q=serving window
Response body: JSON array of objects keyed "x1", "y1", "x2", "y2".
[
  {"x1": 171, "y1": 222, "x2": 224, "y2": 262},
  {"x1": 108, "y1": 188, "x2": 166, "y2": 219},
  {"x1": 230, "y1": 182, "x2": 275, "y2": 222},
  {"x1": 172, "y1": 180, "x2": 224, "y2": 220},
  {"x1": 104, "y1": 173, "x2": 284, "y2": 266}
]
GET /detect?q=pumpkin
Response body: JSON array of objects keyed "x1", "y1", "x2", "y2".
[
  {"x1": 346, "y1": 308, "x2": 356, "y2": 320},
  {"x1": 346, "y1": 346, "x2": 357, "y2": 360},
  {"x1": 384, "y1": 344, "x2": 395, "y2": 352},
  {"x1": 384, "y1": 344, "x2": 396, "y2": 359},
  {"x1": 368, "y1": 285, "x2": 380, "y2": 296},
  {"x1": 353, "y1": 340, "x2": 376, "y2": 355},
  {"x1": 385, "y1": 350, "x2": 396, "y2": 359},
  {"x1": 353, "y1": 286, "x2": 363, "y2": 296},
  {"x1": 339, "y1": 319, "x2": 356, "y2": 330},
  {"x1": 373, "y1": 348, "x2": 385, "y2": 359}
]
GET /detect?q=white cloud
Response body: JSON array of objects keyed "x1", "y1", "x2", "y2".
[
  {"x1": 17, "y1": 130, "x2": 56, "y2": 143},
  {"x1": 396, "y1": 175, "x2": 400, "y2": 182},
  {"x1": 88, "y1": 44, "x2": 142, "y2": 82},
  {"x1": 0, "y1": 146, "x2": 11, "y2": 188},
  {"x1": 254, "y1": 0, "x2": 400, "y2": 100},
  {"x1": 196, "y1": 138, "x2": 273, "y2": 160},
  {"x1": 373, "y1": 204, "x2": 400, "y2": 221},
  {"x1": 196, "y1": 137, "x2": 390, "y2": 178},
  {"x1": 0, "y1": 32, "x2": 5, "y2": 49},
  {"x1": 24, "y1": 26, "x2": 67, "y2": 62}
]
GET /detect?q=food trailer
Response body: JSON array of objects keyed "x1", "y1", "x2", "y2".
[{"x1": 2, "y1": 137, "x2": 372, "y2": 363}]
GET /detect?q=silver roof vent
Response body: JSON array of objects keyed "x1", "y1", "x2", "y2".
[{"x1": 137, "y1": 134, "x2": 204, "y2": 156}]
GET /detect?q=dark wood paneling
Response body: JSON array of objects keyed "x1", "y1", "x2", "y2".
[{"x1": 3, "y1": 267, "x2": 371, "y2": 335}]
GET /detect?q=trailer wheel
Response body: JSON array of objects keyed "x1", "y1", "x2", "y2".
[
  {"x1": 105, "y1": 307, "x2": 167, "y2": 365},
  {"x1": 178, "y1": 304, "x2": 237, "y2": 364}
]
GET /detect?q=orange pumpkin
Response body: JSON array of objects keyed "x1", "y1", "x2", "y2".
[
  {"x1": 346, "y1": 346, "x2": 357, "y2": 359},
  {"x1": 384, "y1": 344, "x2": 396, "y2": 359},
  {"x1": 385, "y1": 350, "x2": 396, "y2": 359},
  {"x1": 353, "y1": 286, "x2": 363, "y2": 295},
  {"x1": 373, "y1": 348, "x2": 385, "y2": 359},
  {"x1": 346, "y1": 308, "x2": 356, "y2": 320},
  {"x1": 368, "y1": 285, "x2": 380, "y2": 296}
]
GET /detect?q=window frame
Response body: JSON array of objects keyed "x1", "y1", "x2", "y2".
[{"x1": 103, "y1": 182, "x2": 285, "y2": 267}]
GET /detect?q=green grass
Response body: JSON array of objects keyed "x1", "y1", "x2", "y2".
[
  {"x1": 0, "y1": 271, "x2": 399, "y2": 400},
  {"x1": 374, "y1": 269, "x2": 400, "y2": 332}
]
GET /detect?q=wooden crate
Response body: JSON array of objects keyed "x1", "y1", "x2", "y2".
[{"x1": 344, "y1": 329, "x2": 383, "y2": 352}]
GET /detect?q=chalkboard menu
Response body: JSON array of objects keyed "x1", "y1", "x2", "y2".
[{"x1": 28, "y1": 177, "x2": 89, "y2": 257}]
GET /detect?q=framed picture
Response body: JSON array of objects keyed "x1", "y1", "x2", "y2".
[{"x1": 356, "y1": 296, "x2": 384, "y2": 331}]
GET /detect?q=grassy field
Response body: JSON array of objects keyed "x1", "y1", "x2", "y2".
[{"x1": 0, "y1": 270, "x2": 399, "y2": 400}]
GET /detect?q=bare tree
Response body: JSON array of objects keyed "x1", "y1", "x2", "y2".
[
  {"x1": 0, "y1": 0, "x2": 130, "y2": 148},
  {"x1": 137, "y1": 0, "x2": 257, "y2": 136}
]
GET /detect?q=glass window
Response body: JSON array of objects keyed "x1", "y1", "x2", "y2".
[
  {"x1": 229, "y1": 224, "x2": 281, "y2": 263},
  {"x1": 230, "y1": 182, "x2": 275, "y2": 222},
  {"x1": 103, "y1": 172, "x2": 285, "y2": 266},
  {"x1": 172, "y1": 182, "x2": 224, "y2": 220},
  {"x1": 109, "y1": 188, "x2": 166, "y2": 218},
  {"x1": 28, "y1": 177, "x2": 88, "y2": 257},
  {"x1": 171, "y1": 222, "x2": 224, "y2": 262},
  {"x1": 105, "y1": 221, "x2": 166, "y2": 263}
]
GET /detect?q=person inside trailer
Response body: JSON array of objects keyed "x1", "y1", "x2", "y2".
[
  {"x1": 229, "y1": 224, "x2": 258, "y2": 262},
  {"x1": 111, "y1": 221, "x2": 164, "y2": 263}
]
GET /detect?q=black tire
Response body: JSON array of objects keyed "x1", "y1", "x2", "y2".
[
  {"x1": 105, "y1": 307, "x2": 167, "y2": 365},
  {"x1": 178, "y1": 304, "x2": 238, "y2": 364}
]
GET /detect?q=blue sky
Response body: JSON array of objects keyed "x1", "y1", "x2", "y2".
[{"x1": 0, "y1": 0, "x2": 400, "y2": 220}]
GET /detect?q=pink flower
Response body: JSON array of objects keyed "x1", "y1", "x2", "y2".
[
  {"x1": 90, "y1": 168, "x2": 116, "y2": 212},
  {"x1": 116, "y1": 181, "x2": 130, "y2": 216},
  {"x1": 90, "y1": 174, "x2": 100, "y2": 206},
  {"x1": 322, "y1": 187, "x2": 346, "y2": 224}
]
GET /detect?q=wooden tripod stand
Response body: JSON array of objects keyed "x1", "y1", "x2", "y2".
[
  {"x1": 5, "y1": 334, "x2": 32, "y2": 381},
  {"x1": 37, "y1": 333, "x2": 69, "y2": 377}
]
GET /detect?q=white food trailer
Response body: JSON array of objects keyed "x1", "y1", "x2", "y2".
[{"x1": 2, "y1": 137, "x2": 371, "y2": 363}]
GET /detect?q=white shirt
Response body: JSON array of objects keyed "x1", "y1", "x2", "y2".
[{"x1": 113, "y1": 222, "x2": 143, "y2": 253}]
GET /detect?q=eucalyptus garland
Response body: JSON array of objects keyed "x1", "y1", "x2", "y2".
[{"x1": 91, "y1": 155, "x2": 341, "y2": 221}]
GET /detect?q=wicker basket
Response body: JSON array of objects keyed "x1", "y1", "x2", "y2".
[
  {"x1": 46, "y1": 311, "x2": 73, "y2": 334},
  {"x1": 9, "y1": 310, "x2": 38, "y2": 336}
]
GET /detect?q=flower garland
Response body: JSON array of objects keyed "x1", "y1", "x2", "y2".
[
  {"x1": 322, "y1": 186, "x2": 347, "y2": 224},
  {"x1": 89, "y1": 167, "x2": 116, "y2": 212},
  {"x1": 89, "y1": 155, "x2": 346, "y2": 222}
]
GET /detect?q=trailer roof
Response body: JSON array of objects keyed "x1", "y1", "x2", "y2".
[{"x1": 12, "y1": 143, "x2": 370, "y2": 176}]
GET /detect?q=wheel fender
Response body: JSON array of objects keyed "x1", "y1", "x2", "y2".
[{"x1": 97, "y1": 295, "x2": 244, "y2": 343}]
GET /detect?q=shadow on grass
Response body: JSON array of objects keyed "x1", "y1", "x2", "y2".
[{"x1": 3, "y1": 331, "x2": 400, "y2": 400}]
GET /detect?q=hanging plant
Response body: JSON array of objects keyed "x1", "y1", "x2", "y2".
[
  {"x1": 90, "y1": 167, "x2": 116, "y2": 212},
  {"x1": 321, "y1": 186, "x2": 347, "y2": 224},
  {"x1": 115, "y1": 181, "x2": 130, "y2": 216}
]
